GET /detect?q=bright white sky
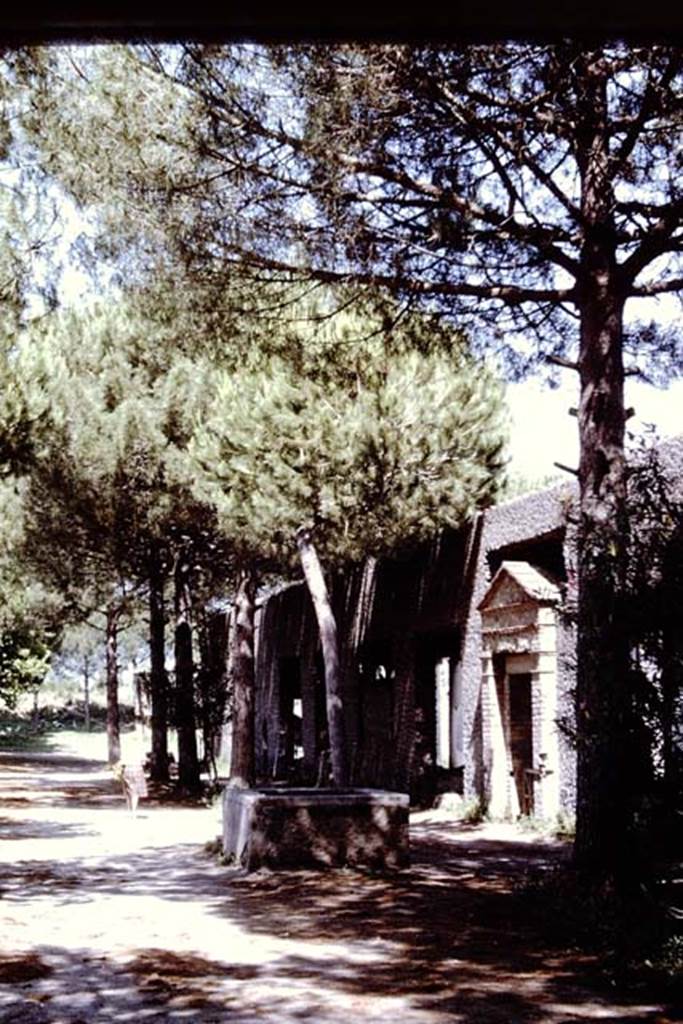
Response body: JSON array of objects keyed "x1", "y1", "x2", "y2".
[
  {"x1": 56, "y1": 215, "x2": 681, "y2": 486},
  {"x1": 506, "y1": 376, "x2": 683, "y2": 482},
  {"x1": 506, "y1": 289, "x2": 683, "y2": 482}
]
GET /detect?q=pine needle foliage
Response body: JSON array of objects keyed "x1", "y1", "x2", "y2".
[{"x1": 192, "y1": 307, "x2": 508, "y2": 570}]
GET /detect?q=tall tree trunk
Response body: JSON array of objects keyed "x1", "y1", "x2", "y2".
[
  {"x1": 174, "y1": 548, "x2": 200, "y2": 792},
  {"x1": 105, "y1": 605, "x2": 121, "y2": 765},
  {"x1": 392, "y1": 632, "x2": 416, "y2": 794},
  {"x1": 229, "y1": 568, "x2": 257, "y2": 787},
  {"x1": 296, "y1": 527, "x2": 349, "y2": 788},
  {"x1": 660, "y1": 613, "x2": 681, "y2": 808},
  {"x1": 197, "y1": 609, "x2": 230, "y2": 782},
  {"x1": 83, "y1": 653, "x2": 91, "y2": 733},
  {"x1": 135, "y1": 673, "x2": 146, "y2": 730},
  {"x1": 148, "y1": 544, "x2": 169, "y2": 783},
  {"x1": 573, "y1": 53, "x2": 630, "y2": 880}
]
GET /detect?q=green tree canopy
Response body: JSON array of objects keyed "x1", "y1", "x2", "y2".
[
  {"x1": 11, "y1": 297, "x2": 236, "y2": 771},
  {"x1": 193, "y1": 344, "x2": 507, "y2": 567},
  {"x1": 14, "y1": 41, "x2": 682, "y2": 873},
  {"x1": 190, "y1": 303, "x2": 507, "y2": 785},
  {"x1": 0, "y1": 478, "x2": 64, "y2": 709}
]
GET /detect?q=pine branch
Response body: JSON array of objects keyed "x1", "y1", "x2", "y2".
[
  {"x1": 546, "y1": 354, "x2": 579, "y2": 371},
  {"x1": 554, "y1": 461, "x2": 579, "y2": 476},
  {"x1": 226, "y1": 248, "x2": 575, "y2": 307},
  {"x1": 621, "y1": 200, "x2": 683, "y2": 285},
  {"x1": 631, "y1": 275, "x2": 683, "y2": 297},
  {"x1": 609, "y1": 52, "x2": 683, "y2": 175}
]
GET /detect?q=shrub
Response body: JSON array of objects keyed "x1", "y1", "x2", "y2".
[{"x1": 460, "y1": 796, "x2": 485, "y2": 824}]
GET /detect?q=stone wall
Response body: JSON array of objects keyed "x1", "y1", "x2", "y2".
[
  {"x1": 459, "y1": 483, "x2": 576, "y2": 810},
  {"x1": 252, "y1": 479, "x2": 581, "y2": 811},
  {"x1": 251, "y1": 437, "x2": 683, "y2": 815}
]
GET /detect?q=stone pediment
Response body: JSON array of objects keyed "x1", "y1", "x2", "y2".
[{"x1": 479, "y1": 561, "x2": 561, "y2": 612}]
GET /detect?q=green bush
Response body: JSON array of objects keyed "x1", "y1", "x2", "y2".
[
  {"x1": 0, "y1": 702, "x2": 137, "y2": 747},
  {"x1": 460, "y1": 797, "x2": 485, "y2": 824},
  {"x1": 648, "y1": 934, "x2": 683, "y2": 981},
  {"x1": 34, "y1": 702, "x2": 136, "y2": 729},
  {"x1": 0, "y1": 710, "x2": 51, "y2": 749}
]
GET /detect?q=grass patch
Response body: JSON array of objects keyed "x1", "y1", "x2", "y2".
[
  {"x1": 0, "y1": 711, "x2": 55, "y2": 752},
  {"x1": 516, "y1": 811, "x2": 576, "y2": 840},
  {"x1": 459, "y1": 796, "x2": 485, "y2": 824}
]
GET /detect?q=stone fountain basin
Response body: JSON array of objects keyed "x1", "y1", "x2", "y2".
[{"x1": 222, "y1": 787, "x2": 409, "y2": 871}]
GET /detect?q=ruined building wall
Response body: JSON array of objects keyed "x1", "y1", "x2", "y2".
[
  {"x1": 253, "y1": 479, "x2": 579, "y2": 806},
  {"x1": 252, "y1": 437, "x2": 683, "y2": 812},
  {"x1": 253, "y1": 533, "x2": 472, "y2": 789},
  {"x1": 460, "y1": 482, "x2": 577, "y2": 809}
]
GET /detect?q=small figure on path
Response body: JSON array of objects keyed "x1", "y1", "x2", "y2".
[{"x1": 112, "y1": 762, "x2": 148, "y2": 817}]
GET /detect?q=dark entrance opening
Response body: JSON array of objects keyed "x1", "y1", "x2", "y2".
[
  {"x1": 413, "y1": 629, "x2": 460, "y2": 806},
  {"x1": 357, "y1": 648, "x2": 394, "y2": 786},
  {"x1": 276, "y1": 656, "x2": 302, "y2": 778},
  {"x1": 509, "y1": 673, "x2": 533, "y2": 815},
  {"x1": 312, "y1": 652, "x2": 330, "y2": 784}
]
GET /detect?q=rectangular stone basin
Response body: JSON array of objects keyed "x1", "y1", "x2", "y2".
[{"x1": 222, "y1": 787, "x2": 409, "y2": 871}]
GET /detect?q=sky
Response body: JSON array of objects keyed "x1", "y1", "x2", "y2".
[
  {"x1": 505, "y1": 376, "x2": 683, "y2": 483},
  {"x1": 57, "y1": 252, "x2": 681, "y2": 485},
  {"x1": 505, "y1": 288, "x2": 682, "y2": 483},
  {"x1": 55, "y1": 213, "x2": 681, "y2": 488}
]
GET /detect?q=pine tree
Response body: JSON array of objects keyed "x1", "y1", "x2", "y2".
[
  {"x1": 158, "y1": 42, "x2": 683, "y2": 877},
  {"x1": 0, "y1": 481, "x2": 62, "y2": 710},
  {"x1": 13, "y1": 300, "x2": 231, "y2": 776},
  {"x1": 13, "y1": 328, "x2": 140, "y2": 763},
  {"x1": 18, "y1": 42, "x2": 682, "y2": 875},
  {"x1": 192, "y1": 307, "x2": 507, "y2": 785}
]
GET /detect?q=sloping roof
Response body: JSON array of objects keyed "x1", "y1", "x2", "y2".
[{"x1": 479, "y1": 560, "x2": 561, "y2": 610}]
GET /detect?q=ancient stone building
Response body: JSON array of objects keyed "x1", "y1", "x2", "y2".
[{"x1": 252, "y1": 435, "x2": 682, "y2": 816}]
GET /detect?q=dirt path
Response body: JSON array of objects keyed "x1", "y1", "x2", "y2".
[{"x1": 0, "y1": 745, "x2": 673, "y2": 1023}]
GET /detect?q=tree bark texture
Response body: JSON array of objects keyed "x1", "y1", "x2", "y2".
[
  {"x1": 198, "y1": 610, "x2": 230, "y2": 780},
  {"x1": 83, "y1": 654, "x2": 91, "y2": 733},
  {"x1": 228, "y1": 568, "x2": 257, "y2": 787},
  {"x1": 391, "y1": 632, "x2": 416, "y2": 794},
  {"x1": 148, "y1": 545, "x2": 169, "y2": 783},
  {"x1": 105, "y1": 606, "x2": 121, "y2": 765},
  {"x1": 573, "y1": 54, "x2": 630, "y2": 879},
  {"x1": 174, "y1": 549, "x2": 200, "y2": 792},
  {"x1": 660, "y1": 616, "x2": 682, "y2": 806},
  {"x1": 296, "y1": 527, "x2": 349, "y2": 788}
]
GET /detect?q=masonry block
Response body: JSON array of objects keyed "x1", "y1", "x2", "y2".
[{"x1": 223, "y1": 787, "x2": 410, "y2": 871}]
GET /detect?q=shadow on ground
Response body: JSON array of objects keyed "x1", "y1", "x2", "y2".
[
  {"x1": 0, "y1": 942, "x2": 328, "y2": 1024},
  {"x1": 0, "y1": 817, "x2": 97, "y2": 841},
  {"x1": 0, "y1": 944, "x2": 247, "y2": 1024},
  {"x1": 0, "y1": 749, "x2": 675, "y2": 1024},
  {"x1": 0, "y1": 751, "x2": 123, "y2": 810}
]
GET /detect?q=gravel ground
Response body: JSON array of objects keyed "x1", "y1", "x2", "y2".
[{"x1": 0, "y1": 738, "x2": 674, "y2": 1023}]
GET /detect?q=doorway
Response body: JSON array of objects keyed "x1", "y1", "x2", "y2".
[
  {"x1": 413, "y1": 630, "x2": 461, "y2": 804},
  {"x1": 276, "y1": 657, "x2": 303, "y2": 777},
  {"x1": 508, "y1": 673, "x2": 533, "y2": 815}
]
